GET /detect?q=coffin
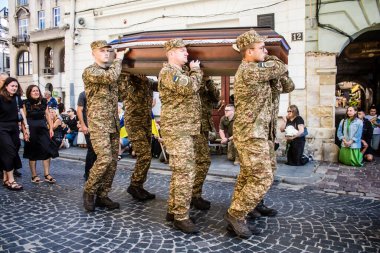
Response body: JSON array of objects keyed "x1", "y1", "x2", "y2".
[{"x1": 109, "y1": 27, "x2": 290, "y2": 76}]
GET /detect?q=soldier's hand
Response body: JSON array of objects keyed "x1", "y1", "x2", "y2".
[
  {"x1": 115, "y1": 48, "x2": 130, "y2": 60},
  {"x1": 189, "y1": 60, "x2": 200, "y2": 69}
]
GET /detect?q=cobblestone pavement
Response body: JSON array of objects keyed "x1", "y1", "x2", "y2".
[
  {"x1": 0, "y1": 158, "x2": 379, "y2": 253},
  {"x1": 311, "y1": 159, "x2": 380, "y2": 200}
]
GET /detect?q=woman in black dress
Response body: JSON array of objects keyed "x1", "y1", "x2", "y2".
[
  {"x1": 0, "y1": 77, "x2": 29, "y2": 190},
  {"x1": 280, "y1": 104, "x2": 309, "y2": 166},
  {"x1": 23, "y1": 85, "x2": 58, "y2": 184}
]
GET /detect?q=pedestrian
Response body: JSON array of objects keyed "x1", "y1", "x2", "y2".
[
  {"x1": 0, "y1": 77, "x2": 28, "y2": 190},
  {"x1": 191, "y1": 76, "x2": 220, "y2": 210},
  {"x1": 224, "y1": 30, "x2": 287, "y2": 238},
  {"x1": 365, "y1": 105, "x2": 380, "y2": 156},
  {"x1": 82, "y1": 40, "x2": 129, "y2": 212},
  {"x1": 77, "y1": 91, "x2": 97, "y2": 181},
  {"x1": 337, "y1": 106, "x2": 363, "y2": 166},
  {"x1": 358, "y1": 109, "x2": 374, "y2": 162},
  {"x1": 44, "y1": 90, "x2": 58, "y2": 109},
  {"x1": 158, "y1": 38, "x2": 203, "y2": 233},
  {"x1": 280, "y1": 105, "x2": 310, "y2": 166},
  {"x1": 118, "y1": 73, "x2": 156, "y2": 201},
  {"x1": 57, "y1": 96, "x2": 65, "y2": 114},
  {"x1": 219, "y1": 104, "x2": 239, "y2": 165},
  {"x1": 23, "y1": 84, "x2": 59, "y2": 184}
]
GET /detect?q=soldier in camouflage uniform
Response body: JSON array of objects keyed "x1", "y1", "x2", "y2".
[
  {"x1": 191, "y1": 76, "x2": 220, "y2": 210},
  {"x1": 224, "y1": 30, "x2": 288, "y2": 238},
  {"x1": 82, "y1": 40, "x2": 129, "y2": 212},
  {"x1": 158, "y1": 38, "x2": 203, "y2": 234},
  {"x1": 248, "y1": 57, "x2": 295, "y2": 219},
  {"x1": 118, "y1": 73, "x2": 156, "y2": 201}
]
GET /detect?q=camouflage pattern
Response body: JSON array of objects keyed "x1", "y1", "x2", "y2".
[
  {"x1": 82, "y1": 57, "x2": 122, "y2": 197},
  {"x1": 192, "y1": 131, "x2": 211, "y2": 198},
  {"x1": 158, "y1": 61, "x2": 203, "y2": 220},
  {"x1": 228, "y1": 139, "x2": 274, "y2": 219},
  {"x1": 228, "y1": 52, "x2": 287, "y2": 220},
  {"x1": 90, "y1": 40, "x2": 111, "y2": 50},
  {"x1": 227, "y1": 140, "x2": 238, "y2": 161},
  {"x1": 118, "y1": 73, "x2": 153, "y2": 186},
  {"x1": 219, "y1": 115, "x2": 239, "y2": 161},
  {"x1": 158, "y1": 63, "x2": 203, "y2": 136},
  {"x1": 199, "y1": 78, "x2": 220, "y2": 132},
  {"x1": 163, "y1": 38, "x2": 187, "y2": 51},
  {"x1": 236, "y1": 30, "x2": 266, "y2": 51}
]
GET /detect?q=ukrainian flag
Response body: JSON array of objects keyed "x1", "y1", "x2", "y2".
[
  {"x1": 120, "y1": 115, "x2": 128, "y2": 138},
  {"x1": 151, "y1": 112, "x2": 160, "y2": 137}
]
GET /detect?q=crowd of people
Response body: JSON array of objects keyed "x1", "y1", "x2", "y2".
[{"x1": 1, "y1": 29, "x2": 377, "y2": 240}]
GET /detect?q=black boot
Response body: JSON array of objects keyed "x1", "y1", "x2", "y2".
[
  {"x1": 247, "y1": 208, "x2": 262, "y2": 219},
  {"x1": 166, "y1": 213, "x2": 196, "y2": 223},
  {"x1": 95, "y1": 196, "x2": 120, "y2": 210},
  {"x1": 256, "y1": 200, "x2": 277, "y2": 217},
  {"x1": 224, "y1": 212, "x2": 252, "y2": 239},
  {"x1": 227, "y1": 224, "x2": 261, "y2": 235},
  {"x1": 191, "y1": 197, "x2": 211, "y2": 210},
  {"x1": 138, "y1": 187, "x2": 156, "y2": 200},
  {"x1": 127, "y1": 185, "x2": 148, "y2": 201},
  {"x1": 83, "y1": 191, "x2": 95, "y2": 212},
  {"x1": 173, "y1": 219, "x2": 199, "y2": 234}
]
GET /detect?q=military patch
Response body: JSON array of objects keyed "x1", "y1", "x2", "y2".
[
  {"x1": 173, "y1": 76, "x2": 189, "y2": 86},
  {"x1": 258, "y1": 61, "x2": 275, "y2": 68}
]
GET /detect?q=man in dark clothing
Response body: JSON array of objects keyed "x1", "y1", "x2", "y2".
[
  {"x1": 77, "y1": 91, "x2": 97, "y2": 180},
  {"x1": 358, "y1": 109, "x2": 374, "y2": 161}
]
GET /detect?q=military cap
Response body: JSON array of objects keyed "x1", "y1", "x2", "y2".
[
  {"x1": 234, "y1": 30, "x2": 266, "y2": 51},
  {"x1": 90, "y1": 40, "x2": 111, "y2": 50},
  {"x1": 164, "y1": 38, "x2": 187, "y2": 51}
]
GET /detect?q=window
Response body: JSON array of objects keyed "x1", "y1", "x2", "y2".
[
  {"x1": 17, "y1": 0, "x2": 29, "y2": 6},
  {"x1": 18, "y1": 51, "x2": 33, "y2": 76},
  {"x1": 60, "y1": 48, "x2": 65, "y2": 72},
  {"x1": 45, "y1": 47, "x2": 53, "y2": 68},
  {"x1": 38, "y1": 11, "x2": 45, "y2": 30},
  {"x1": 257, "y1": 13, "x2": 275, "y2": 30},
  {"x1": 53, "y1": 7, "x2": 60, "y2": 27},
  {"x1": 18, "y1": 18, "x2": 29, "y2": 36}
]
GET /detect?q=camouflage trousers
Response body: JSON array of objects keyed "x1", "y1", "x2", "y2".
[
  {"x1": 84, "y1": 132, "x2": 119, "y2": 198},
  {"x1": 127, "y1": 128, "x2": 152, "y2": 187},
  {"x1": 227, "y1": 140, "x2": 239, "y2": 162},
  {"x1": 164, "y1": 132, "x2": 210, "y2": 220},
  {"x1": 228, "y1": 138, "x2": 274, "y2": 220},
  {"x1": 268, "y1": 140, "x2": 277, "y2": 175}
]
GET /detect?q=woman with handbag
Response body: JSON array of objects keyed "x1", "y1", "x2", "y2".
[
  {"x1": 280, "y1": 104, "x2": 310, "y2": 166},
  {"x1": 337, "y1": 106, "x2": 363, "y2": 166},
  {"x1": 23, "y1": 85, "x2": 59, "y2": 184},
  {"x1": 0, "y1": 77, "x2": 29, "y2": 190}
]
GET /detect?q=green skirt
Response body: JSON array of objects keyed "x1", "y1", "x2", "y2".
[{"x1": 339, "y1": 147, "x2": 363, "y2": 167}]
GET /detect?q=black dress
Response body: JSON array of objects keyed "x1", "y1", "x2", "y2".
[
  {"x1": 0, "y1": 96, "x2": 22, "y2": 172},
  {"x1": 23, "y1": 98, "x2": 59, "y2": 160},
  {"x1": 286, "y1": 116, "x2": 308, "y2": 166}
]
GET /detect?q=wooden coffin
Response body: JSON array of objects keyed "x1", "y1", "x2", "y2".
[{"x1": 109, "y1": 27, "x2": 290, "y2": 76}]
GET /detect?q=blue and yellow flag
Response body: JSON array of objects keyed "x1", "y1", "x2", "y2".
[{"x1": 151, "y1": 112, "x2": 160, "y2": 137}]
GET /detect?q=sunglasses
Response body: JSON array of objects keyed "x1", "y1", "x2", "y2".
[
  {"x1": 67, "y1": 111, "x2": 72, "y2": 113},
  {"x1": 287, "y1": 110, "x2": 292, "y2": 113}
]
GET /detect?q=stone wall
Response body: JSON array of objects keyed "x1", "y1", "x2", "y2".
[{"x1": 277, "y1": 52, "x2": 340, "y2": 162}]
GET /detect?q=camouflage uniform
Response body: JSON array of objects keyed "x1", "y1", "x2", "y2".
[
  {"x1": 83, "y1": 40, "x2": 122, "y2": 198},
  {"x1": 193, "y1": 78, "x2": 219, "y2": 198},
  {"x1": 118, "y1": 73, "x2": 153, "y2": 187},
  {"x1": 158, "y1": 39, "x2": 203, "y2": 221},
  {"x1": 227, "y1": 31, "x2": 288, "y2": 220},
  {"x1": 268, "y1": 56, "x2": 295, "y2": 174}
]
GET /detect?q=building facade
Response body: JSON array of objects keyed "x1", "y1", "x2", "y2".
[{"x1": 0, "y1": 7, "x2": 10, "y2": 74}]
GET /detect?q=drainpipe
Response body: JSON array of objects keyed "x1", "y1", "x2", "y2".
[{"x1": 68, "y1": 0, "x2": 76, "y2": 108}]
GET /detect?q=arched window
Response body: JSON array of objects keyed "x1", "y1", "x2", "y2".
[
  {"x1": 44, "y1": 47, "x2": 53, "y2": 68},
  {"x1": 17, "y1": 51, "x2": 32, "y2": 76}
]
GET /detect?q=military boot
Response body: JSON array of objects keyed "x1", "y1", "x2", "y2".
[
  {"x1": 191, "y1": 197, "x2": 211, "y2": 210},
  {"x1": 166, "y1": 213, "x2": 196, "y2": 223},
  {"x1": 139, "y1": 187, "x2": 156, "y2": 200},
  {"x1": 247, "y1": 208, "x2": 262, "y2": 219},
  {"x1": 173, "y1": 219, "x2": 199, "y2": 234},
  {"x1": 256, "y1": 200, "x2": 278, "y2": 217},
  {"x1": 227, "y1": 224, "x2": 261, "y2": 235},
  {"x1": 95, "y1": 196, "x2": 120, "y2": 210},
  {"x1": 224, "y1": 212, "x2": 252, "y2": 239},
  {"x1": 127, "y1": 185, "x2": 148, "y2": 201},
  {"x1": 83, "y1": 191, "x2": 95, "y2": 212}
]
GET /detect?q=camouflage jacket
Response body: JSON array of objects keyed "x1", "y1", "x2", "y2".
[
  {"x1": 118, "y1": 73, "x2": 153, "y2": 137},
  {"x1": 158, "y1": 63, "x2": 203, "y2": 136},
  {"x1": 233, "y1": 56, "x2": 287, "y2": 142},
  {"x1": 199, "y1": 79, "x2": 220, "y2": 132},
  {"x1": 82, "y1": 59, "x2": 122, "y2": 134}
]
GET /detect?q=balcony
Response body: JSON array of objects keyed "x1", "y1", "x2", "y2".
[
  {"x1": 43, "y1": 67, "x2": 54, "y2": 77},
  {"x1": 12, "y1": 35, "x2": 30, "y2": 48}
]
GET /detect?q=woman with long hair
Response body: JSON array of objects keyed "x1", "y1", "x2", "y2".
[
  {"x1": 280, "y1": 104, "x2": 309, "y2": 166},
  {"x1": 49, "y1": 108, "x2": 66, "y2": 149},
  {"x1": 337, "y1": 106, "x2": 363, "y2": 166},
  {"x1": 23, "y1": 85, "x2": 59, "y2": 184},
  {"x1": 0, "y1": 77, "x2": 29, "y2": 190}
]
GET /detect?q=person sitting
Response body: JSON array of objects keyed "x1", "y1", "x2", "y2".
[
  {"x1": 65, "y1": 108, "x2": 79, "y2": 146},
  {"x1": 280, "y1": 104, "x2": 309, "y2": 166},
  {"x1": 337, "y1": 106, "x2": 363, "y2": 166},
  {"x1": 219, "y1": 104, "x2": 239, "y2": 165},
  {"x1": 358, "y1": 109, "x2": 374, "y2": 162},
  {"x1": 44, "y1": 90, "x2": 58, "y2": 109},
  {"x1": 49, "y1": 108, "x2": 67, "y2": 149}
]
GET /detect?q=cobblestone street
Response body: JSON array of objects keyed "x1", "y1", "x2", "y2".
[{"x1": 0, "y1": 158, "x2": 379, "y2": 253}]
